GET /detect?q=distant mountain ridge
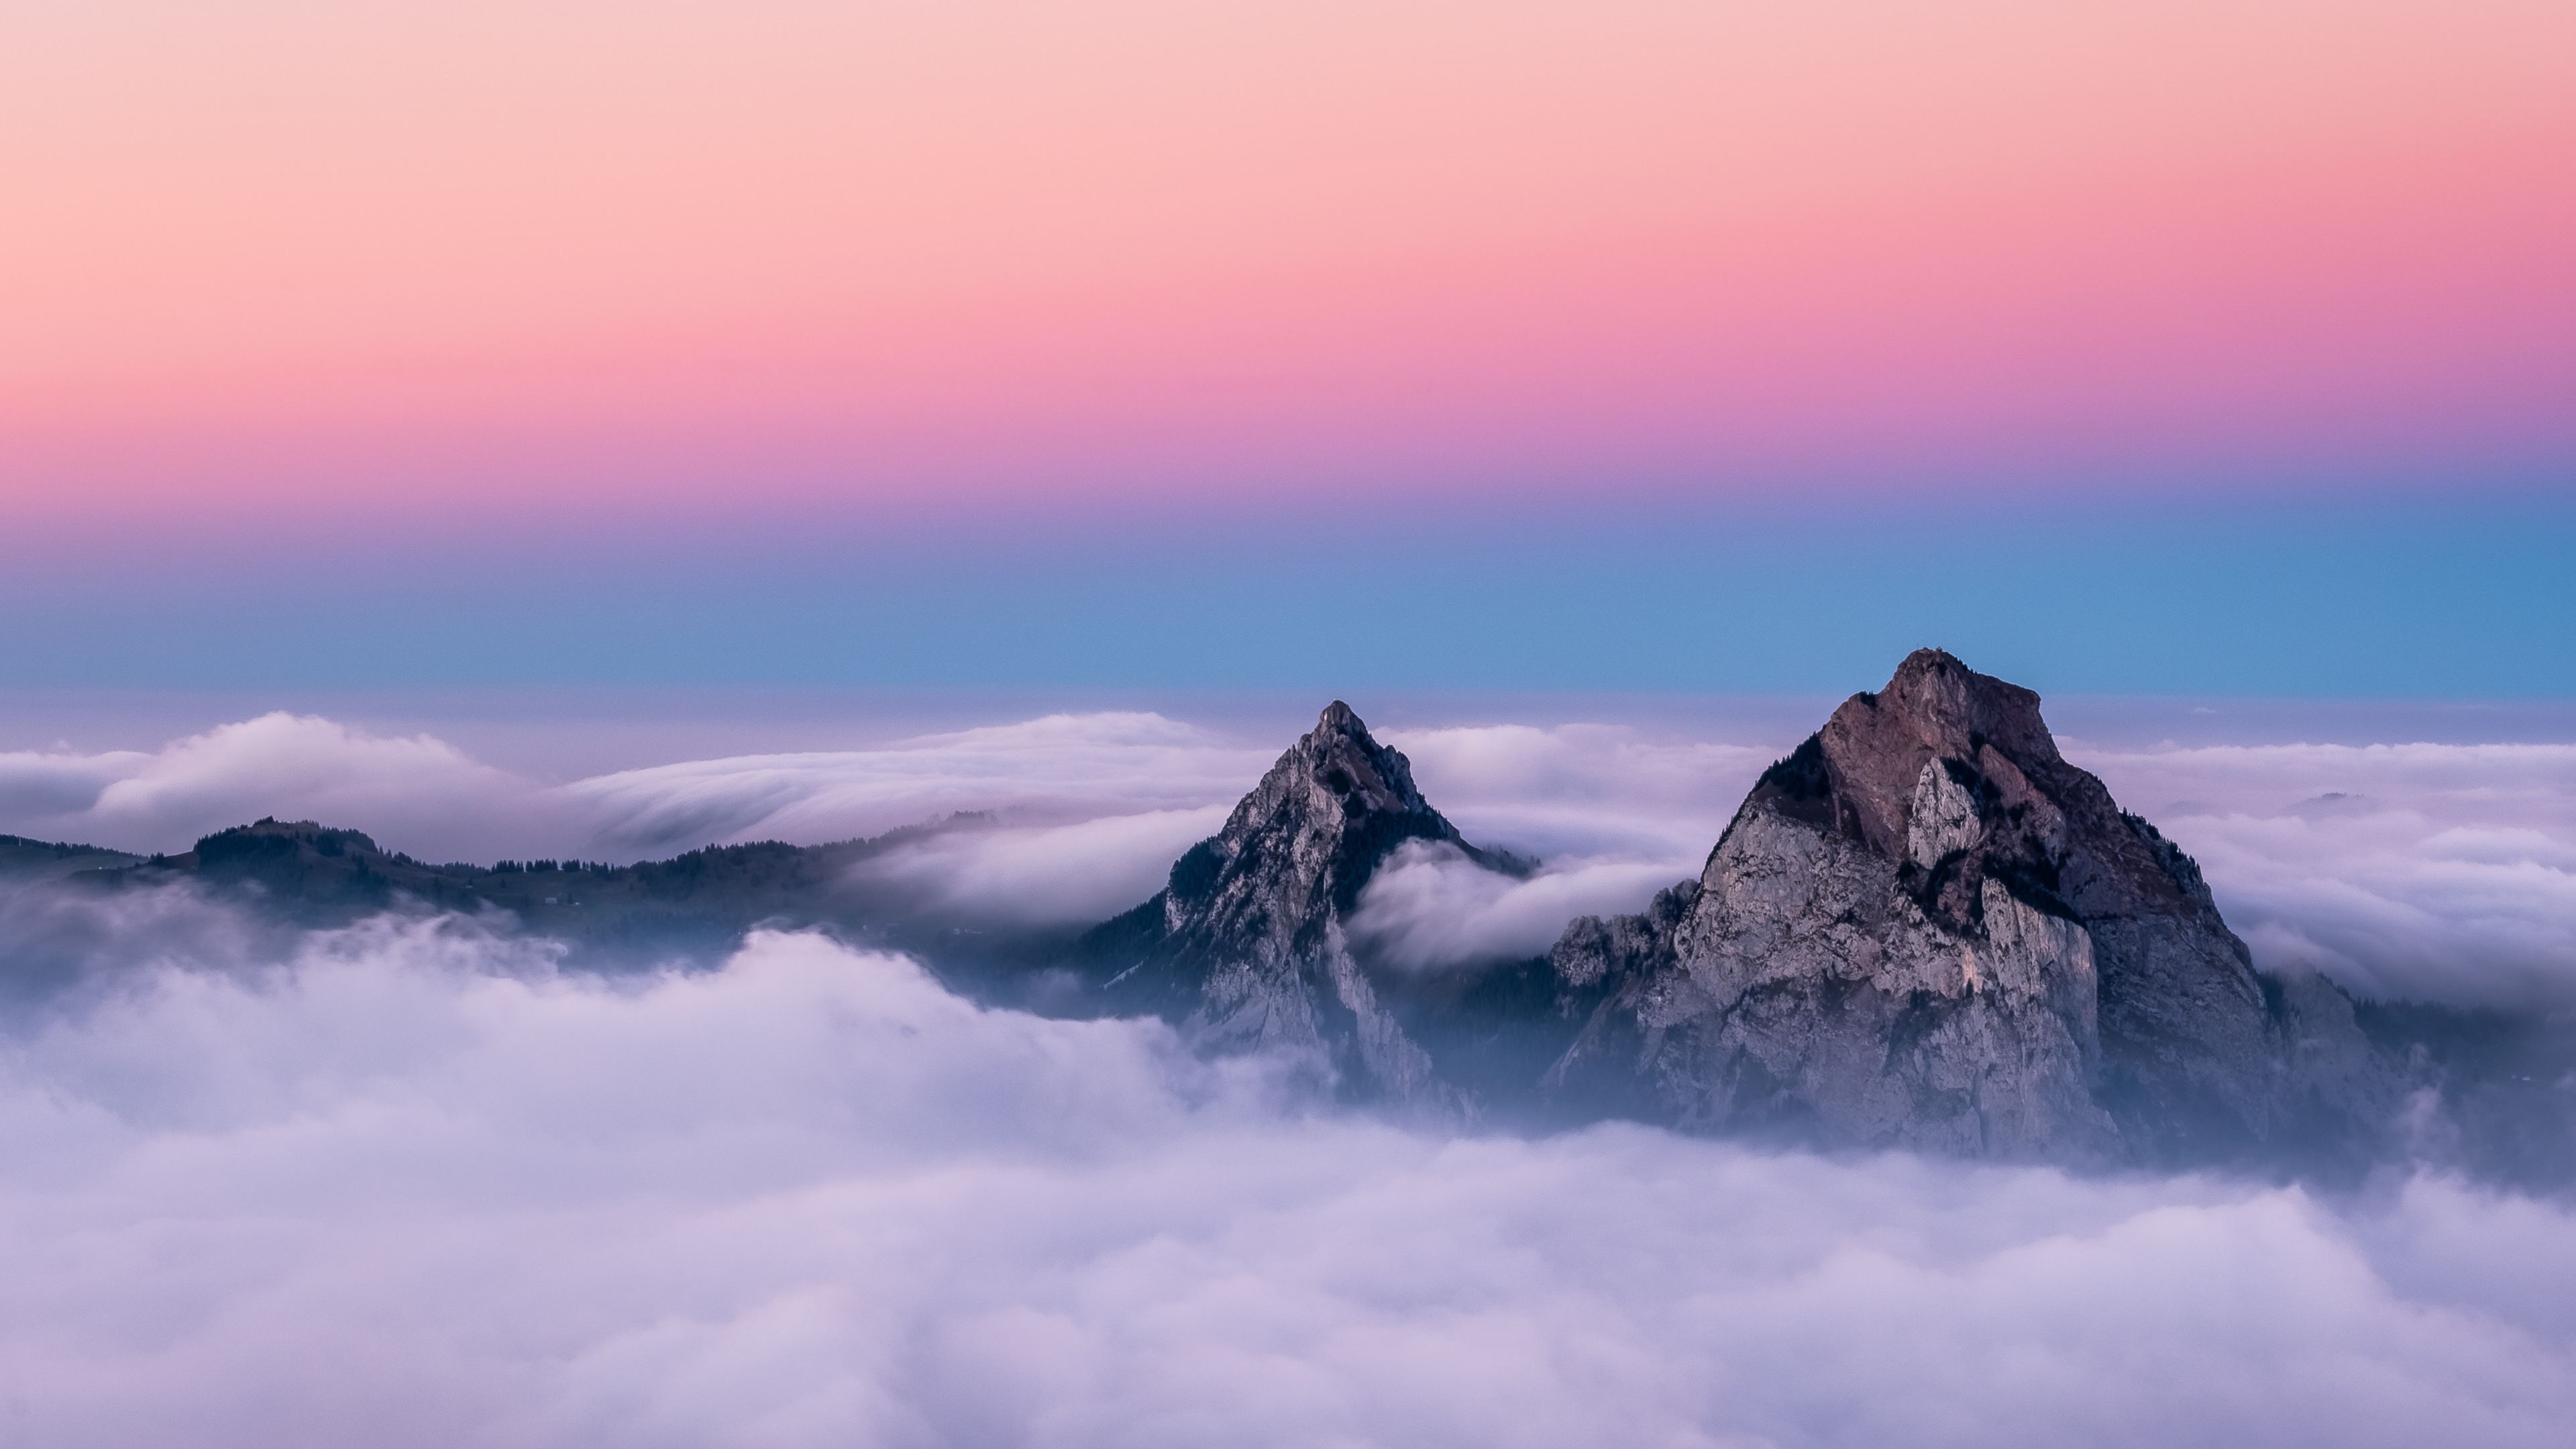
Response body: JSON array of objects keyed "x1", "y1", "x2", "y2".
[{"x1": 35, "y1": 813, "x2": 1020, "y2": 971}]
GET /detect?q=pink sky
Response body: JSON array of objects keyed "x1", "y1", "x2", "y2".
[{"x1": 5, "y1": 1, "x2": 2571, "y2": 523}]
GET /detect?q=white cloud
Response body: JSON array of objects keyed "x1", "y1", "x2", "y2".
[
  {"x1": 6, "y1": 920, "x2": 2576, "y2": 1446},
  {"x1": 1332, "y1": 721, "x2": 1774, "y2": 969},
  {"x1": 0, "y1": 745, "x2": 142, "y2": 820},
  {"x1": 1348, "y1": 841, "x2": 1686, "y2": 971},
  {"x1": 564, "y1": 712, "x2": 1267, "y2": 855},
  {"x1": 849, "y1": 806, "x2": 1232, "y2": 926},
  {"x1": 0, "y1": 714, "x2": 553, "y2": 863},
  {"x1": 2075, "y1": 741, "x2": 2576, "y2": 1008},
  {"x1": 1386, "y1": 721, "x2": 1769, "y2": 865}
]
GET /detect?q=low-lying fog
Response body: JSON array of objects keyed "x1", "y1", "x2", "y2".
[{"x1": 5, "y1": 698, "x2": 2575, "y2": 1444}]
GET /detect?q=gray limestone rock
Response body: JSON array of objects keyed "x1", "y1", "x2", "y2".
[{"x1": 1542, "y1": 649, "x2": 2397, "y2": 1167}]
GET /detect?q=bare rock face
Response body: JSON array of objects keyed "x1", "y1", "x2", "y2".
[
  {"x1": 1545, "y1": 649, "x2": 2392, "y2": 1166},
  {"x1": 1085, "y1": 702, "x2": 1518, "y2": 1103}
]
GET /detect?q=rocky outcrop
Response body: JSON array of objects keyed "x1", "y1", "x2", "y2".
[
  {"x1": 1543, "y1": 649, "x2": 2394, "y2": 1167},
  {"x1": 1085, "y1": 702, "x2": 1523, "y2": 1103}
]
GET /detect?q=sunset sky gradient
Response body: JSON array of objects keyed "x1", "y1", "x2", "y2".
[{"x1": 5, "y1": 1, "x2": 2571, "y2": 692}]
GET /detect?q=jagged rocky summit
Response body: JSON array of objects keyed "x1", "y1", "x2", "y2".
[
  {"x1": 1092, "y1": 653, "x2": 2395, "y2": 1169},
  {"x1": 1085, "y1": 701, "x2": 1527, "y2": 1104},
  {"x1": 1546, "y1": 649, "x2": 2389, "y2": 1167}
]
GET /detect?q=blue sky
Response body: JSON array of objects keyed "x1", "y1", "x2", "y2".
[{"x1": 7, "y1": 493, "x2": 2569, "y2": 698}]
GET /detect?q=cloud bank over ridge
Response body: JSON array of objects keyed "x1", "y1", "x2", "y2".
[{"x1": 3, "y1": 708, "x2": 2573, "y2": 1008}]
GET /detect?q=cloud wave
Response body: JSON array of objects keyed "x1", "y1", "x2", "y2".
[
  {"x1": 564, "y1": 712, "x2": 1267, "y2": 854},
  {"x1": 1348, "y1": 841, "x2": 1686, "y2": 971}
]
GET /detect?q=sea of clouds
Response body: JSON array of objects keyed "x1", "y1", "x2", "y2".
[
  {"x1": 2, "y1": 911, "x2": 2575, "y2": 1447},
  {"x1": 4, "y1": 705, "x2": 2572, "y2": 1005},
  {"x1": 5, "y1": 702, "x2": 2576, "y2": 1442}
]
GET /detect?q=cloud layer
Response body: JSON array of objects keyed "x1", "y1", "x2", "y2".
[
  {"x1": 6, "y1": 916, "x2": 2576, "y2": 1446},
  {"x1": 2082, "y1": 741, "x2": 2576, "y2": 1009},
  {"x1": 6, "y1": 709, "x2": 2574, "y2": 1005},
  {"x1": 1348, "y1": 841, "x2": 1687, "y2": 971}
]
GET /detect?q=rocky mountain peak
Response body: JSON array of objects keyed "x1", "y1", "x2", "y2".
[
  {"x1": 1086, "y1": 701, "x2": 1516, "y2": 1101},
  {"x1": 1758, "y1": 649, "x2": 2065, "y2": 865},
  {"x1": 1177, "y1": 701, "x2": 1465, "y2": 950},
  {"x1": 1214, "y1": 701, "x2": 1442, "y2": 844},
  {"x1": 1546, "y1": 648, "x2": 2388, "y2": 1166},
  {"x1": 1861, "y1": 648, "x2": 2059, "y2": 763}
]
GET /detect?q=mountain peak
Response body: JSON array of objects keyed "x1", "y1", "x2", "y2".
[
  {"x1": 1549, "y1": 647, "x2": 2379, "y2": 1166},
  {"x1": 1315, "y1": 699, "x2": 1364, "y2": 735},
  {"x1": 1195, "y1": 700, "x2": 1449, "y2": 912},
  {"x1": 1085, "y1": 698, "x2": 1515, "y2": 1098},
  {"x1": 1754, "y1": 649, "x2": 2064, "y2": 861},
  {"x1": 1850, "y1": 648, "x2": 2057, "y2": 765},
  {"x1": 1231, "y1": 700, "x2": 1434, "y2": 832},
  {"x1": 201, "y1": 818, "x2": 383, "y2": 855}
]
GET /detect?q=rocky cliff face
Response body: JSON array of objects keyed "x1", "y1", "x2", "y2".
[
  {"x1": 1544, "y1": 649, "x2": 2392, "y2": 1166},
  {"x1": 1085, "y1": 702, "x2": 1521, "y2": 1103}
]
